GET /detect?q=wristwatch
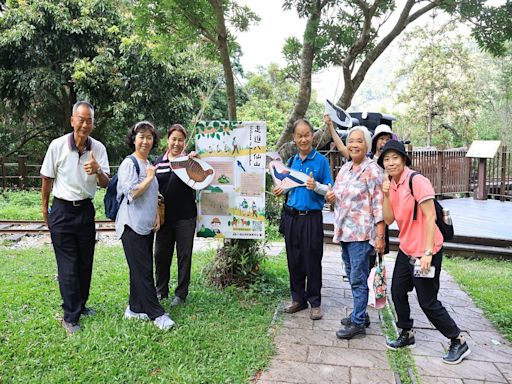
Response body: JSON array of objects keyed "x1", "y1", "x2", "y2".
[{"x1": 424, "y1": 250, "x2": 433, "y2": 257}]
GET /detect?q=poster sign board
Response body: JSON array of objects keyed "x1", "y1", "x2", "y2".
[
  {"x1": 195, "y1": 120, "x2": 266, "y2": 239},
  {"x1": 466, "y1": 140, "x2": 501, "y2": 159}
]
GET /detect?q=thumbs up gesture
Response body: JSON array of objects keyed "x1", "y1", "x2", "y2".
[
  {"x1": 84, "y1": 150, "x2": 100, "y2": 175},
  {"x1": 382, "y1": 171, "x2": 391, "y2": 196},
  {"x1": 326, "y1": 183, "x2": 336, "y2": 204},
  {"x1": 306, "y1": 171, "x2": 316, "y2": 190}
]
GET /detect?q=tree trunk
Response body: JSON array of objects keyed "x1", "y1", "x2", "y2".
[
  {"x1": 335, "y1": 0, "x2": 441, "y2": 109},
  {"x1": 209, "y1": 0, "x2": 237, "y2": 120},
  {"x1": 276, "y1": 1, "x2": 323, "y2": 151}
]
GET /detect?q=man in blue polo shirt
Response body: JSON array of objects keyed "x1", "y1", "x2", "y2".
[{"x1": 274, "y1": 119, "x2": 333, "y2": 320}]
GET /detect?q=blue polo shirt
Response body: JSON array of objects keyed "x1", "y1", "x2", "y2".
[{"x1": 286, "y1": 149, "x2": 333, "y2": 211}]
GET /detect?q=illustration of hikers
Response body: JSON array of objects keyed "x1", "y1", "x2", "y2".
[{"x1": 232, "y1": 136, "x2": 240, "y2": 154}]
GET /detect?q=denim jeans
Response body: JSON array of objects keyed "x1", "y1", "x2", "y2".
[{"x1": 341, "y1": 241, "x2": 373, "y2": 326}]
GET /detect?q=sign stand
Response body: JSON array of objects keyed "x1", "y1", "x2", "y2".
[{"x1": 466, "y1": 140, "x2": 501, "y2": 201}]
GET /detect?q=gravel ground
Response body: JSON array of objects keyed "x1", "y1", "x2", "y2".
[{"x1": 1, "y1": 233, "x2": 222, "y2": 251}]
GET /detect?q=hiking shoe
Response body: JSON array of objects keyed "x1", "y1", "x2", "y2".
[
  {"x1": 170, "y1": 296, "x2": 186, "y2": 307},
  {"x1": 340, "y1": 312, "x2": 370, "y2": 328},
  {"x1": 154, "y1": 314, "x2": 175, "y2": 330},
  {"x1": 310, "y1": 307, "x2": 323, "y2": 320},
  {"x1": 336, "y1": 323, "x2": 366, "y2": 339},
  {"x1": 61, "y1": 319, "x2": 81, "y2": 336},
  {"x1": 123, "y1": 306, "x2": 150, "y2": 321},
  {"x1": 81, "y1": 307, "x2": 97, "y2": 317},
  {"x1": 386, "y1": 329, "x2": 416, "y2": 350},
  {"x1": 284, "y1": 301, "x2": 308, "y2": 314},
  {"x1": 443, "y1": 335, "x2": 471, "y2": 364}
]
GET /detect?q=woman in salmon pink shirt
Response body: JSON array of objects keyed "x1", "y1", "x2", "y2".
[{"x1": 379, "y1": 140, "x2": 470, "y2": 365}]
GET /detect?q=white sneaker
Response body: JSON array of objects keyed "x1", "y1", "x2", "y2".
[
  {"x1": 154, "y1": 313, "x2": 175, "y2": 330},
  {"x1": 124, "y1": 306, "x2": 150, "y2": 321}
]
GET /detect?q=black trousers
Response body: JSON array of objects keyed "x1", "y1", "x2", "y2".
[
  {"x1": 49, "y1": 199, "x2": 95, "y2": 324},
  {"x1": 121, "y1": 226, "x2": 165, "y2": 320},
  {"x1": 154, "y1": 217, "x2": 196, "y2": 299},
  {"x1": 391, "y1": 249, "x2": 460, "y2": 339},
  {"x1": 281, "y1": 211, "x2": 323, "y2": 307}
]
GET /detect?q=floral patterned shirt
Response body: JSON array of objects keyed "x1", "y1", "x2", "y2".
[{"x1": 332, "y1": 157, "x2": 384, "y2": 245}]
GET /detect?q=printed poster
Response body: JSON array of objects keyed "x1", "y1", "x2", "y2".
[{"x1": 195, "y1": 120, "x2": 266, "y2": 239}]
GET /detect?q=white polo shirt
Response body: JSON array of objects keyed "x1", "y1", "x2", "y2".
[{"x1": 40, "y1": 133, "x2": 110, "y2": 201}]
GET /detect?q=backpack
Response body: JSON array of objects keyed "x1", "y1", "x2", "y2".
[
  {"x1": 104, "y1": 155, "x2": 140, "y2": 221},
  {"x1": 409, "y1": 172, "x2": 454, "y2": 242}
]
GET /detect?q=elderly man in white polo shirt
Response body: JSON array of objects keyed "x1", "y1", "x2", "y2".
[{"x1": 41, "y1": 100, "x2": 110, "y2": 335}]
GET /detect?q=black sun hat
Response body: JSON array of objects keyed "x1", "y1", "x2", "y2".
[{"x1": 377, "y1": 140, "x2": 412, "y2": 168}]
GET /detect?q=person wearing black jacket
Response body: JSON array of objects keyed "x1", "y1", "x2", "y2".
[{"x1": 154, "y1": 124, "x2": 198, "y2": 306}]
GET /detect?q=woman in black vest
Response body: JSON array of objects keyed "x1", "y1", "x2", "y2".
[{"x1": 154, "y1": 124, "x2": 197, "y2": 306}]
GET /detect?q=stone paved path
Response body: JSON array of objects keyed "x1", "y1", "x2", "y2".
[{"x1": 256, "y1": 243, "x2": 512, "y2": 384}]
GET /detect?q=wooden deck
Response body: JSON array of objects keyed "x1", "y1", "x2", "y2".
[{"x1": 323, "y1": 198, "x2": 512, "y2": 257}]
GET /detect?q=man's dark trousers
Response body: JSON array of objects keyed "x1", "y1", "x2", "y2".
[
  {"x1": 49, "y1": 199, "x2": 95, "y2": 324},
  {"x1": 281, "y1": 210, "x2": 323, "y2": 307}
]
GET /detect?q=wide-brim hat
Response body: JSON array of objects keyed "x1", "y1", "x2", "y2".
[
  {"x1": 372, "y1": 124, "x2": 393, "y2": 142},
  {"x1": 377, "y1": 140, "x2": 411, "y2": 167}
]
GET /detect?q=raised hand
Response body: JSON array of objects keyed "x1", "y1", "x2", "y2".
[
  {"x1": 326, "y1": 183, "x2": 336, "y2": 204},
  {"x1": 146, "y1": 165, "x2": 156, "y2": 179},
  {"x1": 84, "y1": 150, "x2": 100, "y2": 175},
  {"x1": 306, "y1": 172, "x2": 316, "y2": 190},
  {"x1": 273, "y1": 185, "x2": 284, "y2": 197},
  {"x1": 383, "y1": 171, "x2": 391, "y2": 196}
]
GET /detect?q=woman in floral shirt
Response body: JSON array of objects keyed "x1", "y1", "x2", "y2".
[{"x1": 326, "y1": 126, "x2": 385, "y2": 340}]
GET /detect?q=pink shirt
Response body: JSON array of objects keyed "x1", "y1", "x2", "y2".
[
  {"x1": 333, "y1": 157, "x2": 384, "y2": 245},
  {"x1": 388, "y1": 167, "x2": 443, "y2": 257}
]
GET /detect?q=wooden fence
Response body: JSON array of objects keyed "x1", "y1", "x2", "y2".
[
  {"x1": 2, "y1": 146, "x2": 511, "y2": 200},
  {"x1": 323, "y1": 145, "x2": 511, "y2": 200}
]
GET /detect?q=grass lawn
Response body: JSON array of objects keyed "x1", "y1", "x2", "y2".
[
  {"x1": 0, "y1": 244, "x2": 289, "y2": 383},
  {"x1": 443, "y1": 256, "x2": 512, "y2": 342}
]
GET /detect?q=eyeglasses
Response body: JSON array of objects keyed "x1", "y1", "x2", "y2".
[{"x1": 74, "y1": 116, "x2": 94, "y2": 126}]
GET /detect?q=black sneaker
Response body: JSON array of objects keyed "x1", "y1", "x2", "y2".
[
  {"x1": 336, "y1": 323, "x2": 366, "y2": 339},
  {"x1": 340, "y1": 312, "x2": 370, "y2": 328},
  {"x1": 386, "y1": 329, "x2": 416, "y2": 350},
  {"x1": 443, "y1": 336, "x2": 471, "y2": 364},
  {"x1": 61, "y1": 319, "x2": 81, "y2": 336}
]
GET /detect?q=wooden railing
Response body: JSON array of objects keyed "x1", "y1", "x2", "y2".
[
  {"x1": 321, "y1": 145, "x2": 511, "y2": 201},
  {"x1": 2, "y1": 146, "x2": 511, "y2": 200}
]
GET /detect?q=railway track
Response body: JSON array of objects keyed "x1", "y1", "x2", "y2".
[{"x1": 0, "y1": 220, "x2": 115, "y2": 235}]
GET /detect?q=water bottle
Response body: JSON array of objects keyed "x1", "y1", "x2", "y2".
[{"x1": 442, "y1": 208, "x2": 452, "y2": 226}]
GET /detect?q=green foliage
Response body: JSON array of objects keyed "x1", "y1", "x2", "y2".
[
  {"x1": 444, "y1": 256, "x2": 512, "y2": 341},
  {"x1": 237, "y1": 63, "x2": 324, "y2": 149},
  {"x1": 0, "y1": 189, "x2": 107, "y2": 220},
  {"x1": 381, "y1": 306, "x2": 419, "y2": 384},
  {"x1": 0, "y1": 0, "x2": 215, "y2": 164},
  {"x1": 0, "y1": 245, "x2": 289, "y2": 382},
  {"x1": 393, "y1": 21, "x2": 483, "y2": 148},
  {"x1": 207, "y1": 239, "x2": 268, "y2": 288}
]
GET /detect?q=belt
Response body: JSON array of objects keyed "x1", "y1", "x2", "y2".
[
  {"x1": 283, "y1": 204, "x2": 321, "y2": 216},
  {"x1": 53, "y1": 197, "x2": 92, "y2": 207}
]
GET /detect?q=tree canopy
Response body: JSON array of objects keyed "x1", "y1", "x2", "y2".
[{"x1": 0, "y1": 0, "x2": 216, "y2": 162}]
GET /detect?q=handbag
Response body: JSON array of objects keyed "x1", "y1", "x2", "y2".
[
  {"x1": 157, "y1": 193, "x2": 165, "y2": 226},
  {"x1": 368, "y1": 252, "x2": 387, "y2": 309}
]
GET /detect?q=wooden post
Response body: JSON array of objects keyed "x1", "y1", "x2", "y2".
[
  {"x1": 475, "y1": 158, "x2": 487, "y2": 200},
  {"x1": 1, "y1": 156, "x2": 6, "y2": 189},
  {"x1": 437, "y1": 150, "x2": 444, "y2": 195},
  {"x1": 18, "y1": 155, "x2": 27, "y2": 190},
  {"x1": 500, "y1": 146, "x2": 507, "y2": 202}
]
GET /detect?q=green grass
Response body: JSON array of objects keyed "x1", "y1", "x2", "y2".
[
  {"x1": 0, "y1": 189, "x2": 108, "y2": 220},
  {"x1": 380, "y1": 306, "x2": 419, "y2": 384},
  {"x1": 0, "y1": 245, "x2": 289, "y2": 383},
  {"x1": 443, "y1": 256, "x2": 512, "y2": 342}
]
